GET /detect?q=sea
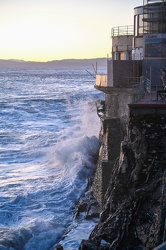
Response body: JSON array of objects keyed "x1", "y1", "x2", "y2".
[{"x1": 0, "y1": 67, "x2": 105, "y2": 250}]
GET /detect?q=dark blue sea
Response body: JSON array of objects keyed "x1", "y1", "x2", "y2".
[{"x1": 0, "y1": 67, "x2": 104, "y2": 250}]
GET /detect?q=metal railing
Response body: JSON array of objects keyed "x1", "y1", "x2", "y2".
[
  {"x1": 132, "y1": 77, "x2": 151, "y2": 102},
  {"x1": 111, "y1": 25, "x2": 134, "y2": 37}
]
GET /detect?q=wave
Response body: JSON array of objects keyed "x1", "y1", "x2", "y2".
[{"x1": 0, "y1": 98, "x2": 100, "y2": 250}]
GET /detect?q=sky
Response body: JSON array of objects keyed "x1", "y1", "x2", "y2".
[{"x1": 0, "y1": 0, "x2": 142, "y2": 62}]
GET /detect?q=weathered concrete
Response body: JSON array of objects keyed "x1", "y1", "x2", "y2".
[
  {"x1": 92, "y1": 118, "x2": 124, "y2": 205},
  {"x1": 92, "y1": 87, "x2": 133, "y2": 205},
  {"x1": 107, "y1": 60, "x2": 142, "y2": 87},
  {"x1": 112, "y1": 34, "x2": 133, "y2": 60}
]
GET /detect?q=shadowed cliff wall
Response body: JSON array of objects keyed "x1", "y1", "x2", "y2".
[
  {"x1": 80, "y1": 104, "x2": 166, "y2": 249},
  {"x1": 92, "y1": 88, "x2": 132, "y2": 205}
]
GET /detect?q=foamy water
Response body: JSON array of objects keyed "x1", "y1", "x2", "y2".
[{"x1": 0, "y1": 68, "x2": 104, "y2": 250}]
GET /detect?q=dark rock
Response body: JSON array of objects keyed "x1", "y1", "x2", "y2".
[
  {"x1": 79, "y1": 112, "x2": 166, "y2": 249},
  {"x1": 79, "y1": 239, "x2": 100, "y2": 250},
  {"x1": 55, "y1": 244, "x2": 63, "y2": 250},
  {"x1": 74, "y1": 190, "x2": 101, "y2": 220}
]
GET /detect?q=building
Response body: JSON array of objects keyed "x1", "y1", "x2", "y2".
[{"x1": 93, "y1": 0, "x2": 166, "y2": 205}]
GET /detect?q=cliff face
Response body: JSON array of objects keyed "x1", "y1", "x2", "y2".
[
  {"x1": 79, "y1": 107, "x2": 166, "y2": 249},
  {"x1": 92, "y1": 117, "x2": 125, "y2": 205},
  {"x1": 92, "y1": 92, "x2": 132, "y2": 205}
]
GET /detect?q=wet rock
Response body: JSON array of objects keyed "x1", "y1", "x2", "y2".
[
  {"x1": 79, "y1": 113, "x2": 166, "y2": 249},
  {"x1": 55, "y1": 244, "x2": 63, "y2": 250},
  {"x1": 74, "y1": 190, "x2": 101, "y2": 220},
  {"x1": 79, "y1": 239, "x2": 100, "y2": 250}
]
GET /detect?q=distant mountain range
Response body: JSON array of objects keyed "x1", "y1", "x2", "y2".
[{"x1": 0, "y1": 58, "x2": 107, "y2": 69}]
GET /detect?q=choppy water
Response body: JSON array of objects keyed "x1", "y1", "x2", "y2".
[{"x1": 0, "y1": 68, "x2": 104, "y2": 250}]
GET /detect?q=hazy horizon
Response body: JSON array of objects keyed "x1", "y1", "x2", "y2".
[
  {"x1": 0, "y1": 57, "x2": 107, "y2": 63},
  {"x1": 0, "y1": 57, "x2": 107, "y2": 69},
  {"x1": 0, "y1": 0, "x2": 141, "y2": 62}
]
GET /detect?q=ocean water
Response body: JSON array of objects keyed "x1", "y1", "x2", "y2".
[{"x1": 0, "y1": 68, "x2": 104, "y2": 250}]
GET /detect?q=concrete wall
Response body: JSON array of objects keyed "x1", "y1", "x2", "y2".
[
  {"x1": 107, "y1": 57, "x2": 166, "y2": 87},
  {"x1": 112, "y1": 35, "x2": 133, "y2": 52},
  {"x1": 92, "y1": 118, "x2": 124, "y2": 205},
  {"x1": 107, "y1": 60, "x2": 142, "y2": 87},
  {"x1": 92, "y1": 88, "x2": 133, "y2": 205},
  {"x1": 105, "y1": 89, "x2": 133, "y2": 118},
  {"x1": 107, "y1": 59, "x2": 113, "y2": 87}
]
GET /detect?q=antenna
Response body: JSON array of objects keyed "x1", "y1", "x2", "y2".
[
  {"x1": 92, "y1": 63, "x2": 97, "y2": 74},
  {"x1": 86, "y1": 70, "x2": 96, "y2": 78},
  {"x1": 85, "y1": 61, "x2": 98, "y2": 78}
]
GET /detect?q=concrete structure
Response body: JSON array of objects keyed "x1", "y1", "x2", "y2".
[
  {"x1": 91, "y1": 102, "x2": 166, "y2": 249},
  {"x1": 107, "y1": 59, "x2": 142, "y2": 88},
  {"x1": 92, "y1": 0, "x2": 166, "y2": 205},
  {"x1": 133, "y1": 5, "x2": 144, "y2": 60},
  {"x1": 112, "y1": 26, "x2": 134, "y2": 60},
  {"x1": 133, "y1": 1, "x2": 166, "y2": 61},
  {"x1": 97, "y1": 0, "x2": 166, "y2": 88},
  {"x1": 142, "y1": 0, "x2": 166, "y2": 85}
]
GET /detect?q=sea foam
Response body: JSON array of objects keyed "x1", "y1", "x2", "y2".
[{"x1": 0, "y1": 68, "x2": 104, "y2": 249}]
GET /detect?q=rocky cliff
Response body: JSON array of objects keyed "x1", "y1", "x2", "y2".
[{"x1": 79, "y1": 105, "x2": 166, "y2": 249}]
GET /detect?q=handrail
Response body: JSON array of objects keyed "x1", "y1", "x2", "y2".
[
  {"x1": 132, "y1": 77, "x2": 151, "y2": 102},
  {"x1": 111, "y1": 25, "x2": 134, "y2": 37}
]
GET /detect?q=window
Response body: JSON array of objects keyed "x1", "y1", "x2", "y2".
[
  {"x1": 134, "y1": 15, "x2": 138, "y2": 36},
  {"x1": 138, "y1": 14, "x2": 143, "y2": 35}
]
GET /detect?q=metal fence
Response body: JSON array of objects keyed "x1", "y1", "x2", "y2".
[{"x1": 132, "y1": 77, "x2": 151, "y2": 102}]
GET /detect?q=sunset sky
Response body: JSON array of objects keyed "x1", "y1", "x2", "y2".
[{"x1": 0, "y1": 0, "x2": 142, "y2": 62}]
